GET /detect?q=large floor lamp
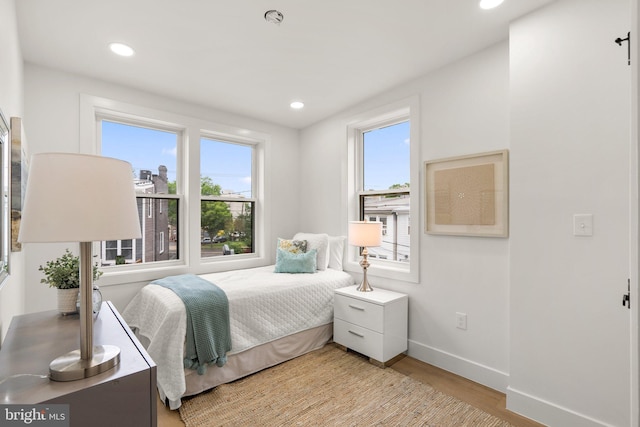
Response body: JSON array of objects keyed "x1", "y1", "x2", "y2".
[{"x1": 18, "y1": 153, "x2": 141, "y2": 381}]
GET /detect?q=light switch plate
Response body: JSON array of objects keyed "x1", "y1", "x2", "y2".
[
  {"x1": 573, "y1": 214, "x2": 593, "y2": 236},
  {"x1": 456, "y1": 312, "x2": 467, "y2": 330}
]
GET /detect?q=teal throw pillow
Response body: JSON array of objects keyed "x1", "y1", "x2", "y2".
[{"x1": 274, "y1": 248, "x2": 317, "y2": 273}]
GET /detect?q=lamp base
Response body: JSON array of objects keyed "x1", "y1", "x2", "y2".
[
  {"x1": 356, "y1": 280, "x2": 374, "y2": 292},
  {"x1": 49, "y1": 345, "x2": 120, "y2": 382},
  {"x1": 357, "y1": 247, "x2": 374, "y2": 292}
]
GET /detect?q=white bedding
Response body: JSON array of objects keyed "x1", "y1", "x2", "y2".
[{"x1": 122, "y1": 265, "x2": 354, "y2": 408}]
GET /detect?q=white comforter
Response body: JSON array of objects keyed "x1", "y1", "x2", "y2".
[{"x1": 122, "y1": 265, "x2": 354, "y2": 407}]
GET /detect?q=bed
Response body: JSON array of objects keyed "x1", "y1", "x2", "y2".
[{"x1": 122, "y1": 234, "x2": 353, "y2": 409}]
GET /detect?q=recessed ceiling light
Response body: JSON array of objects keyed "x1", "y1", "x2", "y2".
[
  {"x1": 109, "y1": 42, "x2": 135, "y2": 57},
  {"x1": 479, "y1": 0, "x2": 505, "y2": 10},
  {"x1": 290, "y1": 101, "x2": 304, "y2": 109}
]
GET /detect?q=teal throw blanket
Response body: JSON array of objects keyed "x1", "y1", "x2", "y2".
[{"x1": 152, "y1": 274, "x2": 231, "y2": 374}]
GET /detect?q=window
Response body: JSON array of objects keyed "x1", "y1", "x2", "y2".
[
  {"x1": 360, "y1": 121, "x2": 410, "y2": 263},
  {"x1": 200, "y1": 137, "x2": 255, "y2": 258},
  {"x1": 100, "y1": 120, "x2": 180, "y2": 266},
  {"x1": 82, "y1": 94, "x2": 268, "y2": 280},
  {"x1": 348, "y1": 97, "x2": 419, "y2": 282}
]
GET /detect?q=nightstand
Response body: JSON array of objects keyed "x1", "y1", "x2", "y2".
[{"x1": 333, "y1": 286, "x2": 408, "y2": 367}]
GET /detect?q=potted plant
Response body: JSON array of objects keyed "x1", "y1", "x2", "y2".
[{"x1": 39, "y1": 249, "x2": 103, "y2": 315}]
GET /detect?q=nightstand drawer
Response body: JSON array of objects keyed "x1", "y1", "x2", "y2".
[
  {"x1": 334, "y1": 319, "x2": 384, "y2": 361},
  {"x1": 334, "y1": 294, "x2": 384, "y2": 333}
]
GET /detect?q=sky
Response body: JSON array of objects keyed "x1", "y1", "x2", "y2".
[
  {"x1": 101, "y1": 120, "x2": 252, "y2": 195},
  {"x1": 363, "y1": 120, "x2": 410, "y2": 190},
  {"x1": 102, "y1": 119, "x2": 410, "y2": 194}
]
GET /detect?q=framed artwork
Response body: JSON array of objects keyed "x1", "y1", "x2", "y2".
[
  {"x1": 10, "y1": 117, "x2": 27, "y2": 252},
  {"x1": 425, "y1": 149, "x2": 508, "y2": 237},
  {"x1": 0, "y1": 111, "x2": 9, "y2": 285}
]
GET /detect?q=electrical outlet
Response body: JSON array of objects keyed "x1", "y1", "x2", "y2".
[{"x1": 456, "y1": 312, "x2": 467, "y2": 330}]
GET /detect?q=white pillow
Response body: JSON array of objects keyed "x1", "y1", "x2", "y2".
[
  {"x1": 293, "y1": 232, "x2": 330, "y2": 270},
  {"x1": 328, "y1": 235, "x2": 346, "y2": 270}
]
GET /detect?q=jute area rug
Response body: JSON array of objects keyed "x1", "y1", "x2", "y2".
[{"x1": 179, "y1": 345, "x2": 514, "y2": 426}]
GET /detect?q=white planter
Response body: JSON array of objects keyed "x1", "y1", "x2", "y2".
[{"x1": 57, "y1": 288, "x2": 79, "y2": 315}]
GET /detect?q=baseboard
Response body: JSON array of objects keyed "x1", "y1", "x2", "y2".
[
  {"x1": 407, "y1": 339, "x2": 509, "y2": 393},
  {"x1": 506, "y1": 387, "x2": 615, "y2": 427},
  {"x1": 407, "y1": 340, "x2": 616, "y2": 426}
]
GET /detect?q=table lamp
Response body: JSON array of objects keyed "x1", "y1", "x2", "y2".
[
  {"x1": 348, "y1": 220, "x2": 382, "y2": 292},
  {"x1": 18, "y1": 153, "x2": 141, "y2": 381}
]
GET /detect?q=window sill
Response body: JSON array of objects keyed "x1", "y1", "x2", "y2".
[
  {"x1": 99, "y1": 254, "x2": 269, "y2": 287},
  {"x1": 344, "y1": 260, "x2": 418, "y2": 284}
]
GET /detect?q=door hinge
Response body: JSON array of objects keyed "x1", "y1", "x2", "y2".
[
  {"x1": 623, "y1": 278, "x2": 631, "y2": 309},
  {"x1": 615, "y1": 31, "x2": 631, "y2": 66}
]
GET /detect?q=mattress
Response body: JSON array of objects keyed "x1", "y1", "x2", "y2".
[{"x1": 122, "y1": 265, "x2": 354, "y2": 409}]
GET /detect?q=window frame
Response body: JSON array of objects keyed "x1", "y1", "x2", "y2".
[
  {"x1": 95, "y1": 114, "x2": 183, "y2": 271},
  {"x1": 346, "y1": 96, "x2": 420, "y2": 283},
  {"x1": 80, "y1": 95, "x2": 270, "y2": 286}
]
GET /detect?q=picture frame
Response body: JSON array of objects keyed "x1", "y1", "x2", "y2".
[
  {"x1": 0, "y1": 111, "x2": 10, "y2": 286},
  {"x1": 10, "y1": 117, "x2": 27, "y2": 252},
  {"x1": 425, "y1": 149, "x2": 508, "y2": 237}
]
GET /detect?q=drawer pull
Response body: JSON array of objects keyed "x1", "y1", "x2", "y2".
[
  {"x1": 348, "y1": 330, "x2": 364, "y2": 338},
  {"x1": 348, "y1": 304, "x2": 365, "y2": 311}
]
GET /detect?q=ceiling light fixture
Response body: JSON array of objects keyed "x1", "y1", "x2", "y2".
[
  {"x1": 109, "y1": 42, "x2": 135, "y2": 57},
  {"x1": 264, "y1": 10, "x2": 284, "y2": 25},
  {"x1": 290, "y1": 101, "x2": 304, "y2": 109},
  {"x1": 479, "y1": 0, "x2": 505, "y2": 10}
]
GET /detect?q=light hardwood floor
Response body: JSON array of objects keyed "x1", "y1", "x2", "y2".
[{"x1": 157, "y1": 352, "x2": 545, "y2": 427}]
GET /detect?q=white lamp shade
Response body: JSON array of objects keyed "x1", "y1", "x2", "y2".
[
  {"x1": 18, "y1": 153, "x2": 142, "y2": 243},
  {"x1": 348, "y1": 221, "x2": 382, "y2": 247}
]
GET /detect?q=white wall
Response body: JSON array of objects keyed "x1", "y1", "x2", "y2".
[
  {"x1": 300, "y1": 41, "x2": 512, "y2": 392},
  {"x1": 509, "y1": 1, "x2": 631, "y2": 426},
  {"x1": 0, "y1": 0, "x2": 25, "y2": 341},
  {"x1": 22, "y1": 64, "x2": 301, "y2": 313},
  {"x1": 300, "y1": 1, "x2": 634, "y2": 426}
]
